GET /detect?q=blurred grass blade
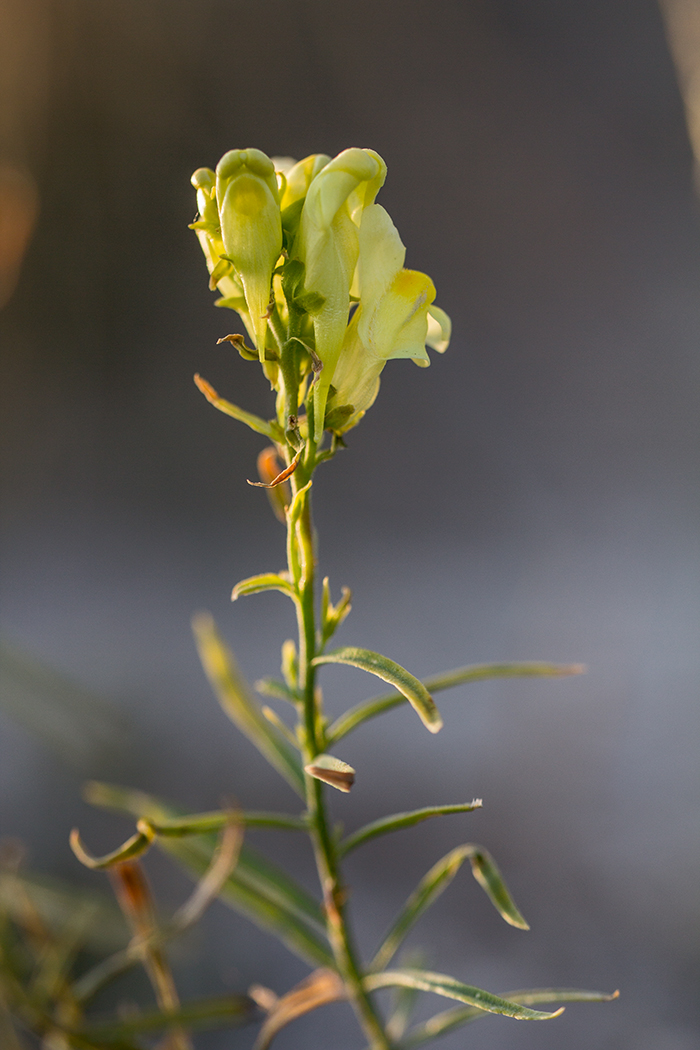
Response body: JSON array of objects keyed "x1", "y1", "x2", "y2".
[
  {"x1": 109, "y1": 862, "x2": 192, "y2": 1050},
  {"x1": 76, "y1": 994, "x2": 254, "y2": 1040},
  {"x1": 370, "y1": 847, "x2": 471, "y2": 973},
  {"x1": 85, "y1": 783, "x2": 333, "y2": 968},
  {"x1": 340, "y1": 803, "x2": 482, "y2": 858},
  {"x1": 363, "y1": 970, "x2": 565, "y2": 1020},
  {"x1": 170, "y1": 814, "x2": 243, "y2": 932},
  {"x1": 231, "y1": 573, "x2": 298, "y2": 603},
  {"x1": 313, "y1": 648, "x2": 442, "y2": 734},
  {"x1": 192, "y1": 613, "x2": 306, "y2": 797},
  {"x1": 0, "y1": 871, "x2": 127, "y2": 953},
  {"x1": 0, "y1": 991, "x2": 23, "y2": 1050},
  {"x1": 466, "y1": 846, "x2": 529, "y2": 929},
  {"x1": 252, "y1": 968, "x2": 346, "y2": 1050},
  {"x1": 326, "y1": 662, "x2": 584, "y2": 745},
  {"x1": 401, "y1": 987, "x2": 620, "y2": 1046},
  {"x1": 0, "y1": 639, "x2": 129, "y2": 773}
]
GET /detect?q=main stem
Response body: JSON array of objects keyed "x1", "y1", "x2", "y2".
[{"x1": 290, "y1": 465, "x2": 392, "y2": 1050}]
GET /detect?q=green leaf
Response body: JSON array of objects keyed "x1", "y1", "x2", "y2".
[
  {"x1": 76, "y1": 994, "x2": 254, "y2": 1040},
  {"x1": 84, "y1": 783, "x2": 333, "y2": 969},
  {"x1": 339, "y1": 803, "x2": 482, "y2": 858},
  {"x1": 326, "y1": 661, "x2": 585, "y2": 745},
  {"x1": 401, "y1": 988, "x2": 620, "y2": 1046},
  {"x1": 144, "y1": 810, "x2": 308, "y2": 835},
  {"x1": 193, "y1": 374, "x2": 283, "y2": 440},
  {"x1": 466, "y1": 846, "x2": 529, "y2": 930},
  {"x1": 231, "y1": 573, "x2": 298, "y2": 603},
  {"x1": 313, "y1": 648, "x2": 442, "y2": 734},
  {"x1": 370, "y1": 844, "x2": 528, "y2": 974},
  {"x1": 370, "y1": 847, "x2": 472, "y2": 973},
  {"x1": 362, "y1": 970, "x2": 566, "y2": 1021},
  {"x1": 192, "y1": 613, "x2": 306, "y2": 797},
  {"x1": 69, "y1": 825, "x2": 154, "y2": 870},
  {"x1": 255, "y1": 676, "x2": 299, "y2": 704}
]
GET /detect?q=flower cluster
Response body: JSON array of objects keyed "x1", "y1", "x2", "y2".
[{"x1": 191, "y1": 147, "x2": 450, "y2": 442}]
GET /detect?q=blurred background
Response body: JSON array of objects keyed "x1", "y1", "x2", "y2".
[{"x1": 1, "y1": 0, "x2": 698, "y2": 1047}]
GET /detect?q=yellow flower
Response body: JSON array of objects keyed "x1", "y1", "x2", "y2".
[
  {"x1": 215, "y1": 149, "x2": 283, "y2": 361},
  {"x1": 328, "y1": 204, "x2": 451, "y2": 431},
  {"x1": 190, "y1": 167, "x2": 253, "y2": 337},
  {"x1": 294, "y1": 147, "x2": 386, "y2": 440}
]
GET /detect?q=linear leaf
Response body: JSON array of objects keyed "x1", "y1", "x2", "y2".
[
  {"x1": 370, "y1": 848, "x2": 471, "y2": 973},
  {"x1": 313, "y1": 648, "x2": 442, "y2": 734},
  {"x1": 326, "y1": 661, "x2": 584, "y2": 744},
  {"x1": 76, "y1": 994, "x2": 254, "y2": 1040},
  {"x1": 467, "y1": 846, "x2": 529, "y2": 929},
  {"x1": 363, "y1": 970, "x2": 565, "y2": 1020},
  {"x1": 231, "y1": 573, "x2": 298, "y2": 603},
  {"x1": 401, "y1": 987, "x2": 620, "y2": 1046},
  {"x1": 84, "y1": 783, "x2": 332, "y2": 969},
  {"x1": 69, "y1": 825, "x2": 155, "y2": 870},
  {"x1": 193, "y1": 613, "x2": 305, "y2": 797},
  {"x1": 255, "y1": 677, "x2": 299, "y2": 704},
  {"x1": 340, "y1": 804, "x2": 482, "y2": 858},
  {"x1": 146, "y1": 810, "x2": 307, "y2": 835},
  {"x1": 194, "y1": 373, "x2": 281, "y2": 440}
]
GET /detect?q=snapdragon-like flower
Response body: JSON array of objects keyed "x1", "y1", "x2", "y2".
[
  {"x1": 294, "y1": 148, "x2": 386, "y2": 440},
  {"x1": 215, "y1": 149, "x2": 283, "y2": 361},
  {"x1": 328, "y1": 204, "x2": 451, "y2": 430}
]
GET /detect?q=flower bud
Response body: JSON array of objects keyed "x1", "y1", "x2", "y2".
[{"x1": 215, "y1": 149, "x2": 283, "y2": 361}]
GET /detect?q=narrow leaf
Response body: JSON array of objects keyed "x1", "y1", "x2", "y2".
[
  {"x1": 192, "y1": 613, "x2": 305, "y2": 798},
  {"x1": 313, "y1": 648, "x2": 442, "y2": 734},
  {"x1": 370, "y1": 848, "x2": 471, "y2": 973},
  {"x1": 144, "y1": 810, "x2": 307, "y2": 835},
  {"x1": 84, "y1": 783, "x2": 332, "y2": 969},
  {"x1": 170, "y1": 815, "x2": 243, "y2": 932},
  {"x1": 193, "y1": 374, "x2": 281, "y2": 440},
  {"x1": 467, "y1": 846, "x2": 529, "y2": 929},
  {"x1": 363, "y1": 970, "x2": 565, "y2": 1020},
  {"x1": 231, "y1": 574, "x2": 297, "y2": 603},
  {"x1": 401, "y1": 988, "x2": 619, "y2": 1046},
  {"x1": 304, "y1": 754, "x2": 355, "y2": 793},
  {"x1": 76, "y1": 994, "x2": 254, "y2": 1040},
  {"x1": 255, "y1": 677, "x2": 299, "y2": 704},
  {"x1": 253, "y1": 969, "x2": 347, "y2": 1050},
  {"x1": 69, "y1": 826, "x2": 155, "y2": 870},
  {"x1": 340, "y1": 803, "x2": 482, "y2": 858},
  {"x1": 327, "y1": 662, "x2": 585, "y2": 744}
]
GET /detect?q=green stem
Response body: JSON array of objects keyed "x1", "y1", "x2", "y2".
[{"x1": 289, "y1": 467, "x2": 392, "y2": 1050}]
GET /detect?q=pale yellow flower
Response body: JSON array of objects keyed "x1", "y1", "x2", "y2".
[
  {"x1": 215, "y1": 149, "x2": 283, "y2": 361},
  {"x1": 294, "y1": 147, "x2": 386, "y2": 440}
]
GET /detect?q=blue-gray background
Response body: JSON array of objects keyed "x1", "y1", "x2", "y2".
[{"x1": 1, "y1": 1, "x2": 698, "y2": 1048}]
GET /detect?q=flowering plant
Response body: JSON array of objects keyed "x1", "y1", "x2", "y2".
[{"x1": 2, "y1": 147, "x2": 616, "y2": 1050}]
